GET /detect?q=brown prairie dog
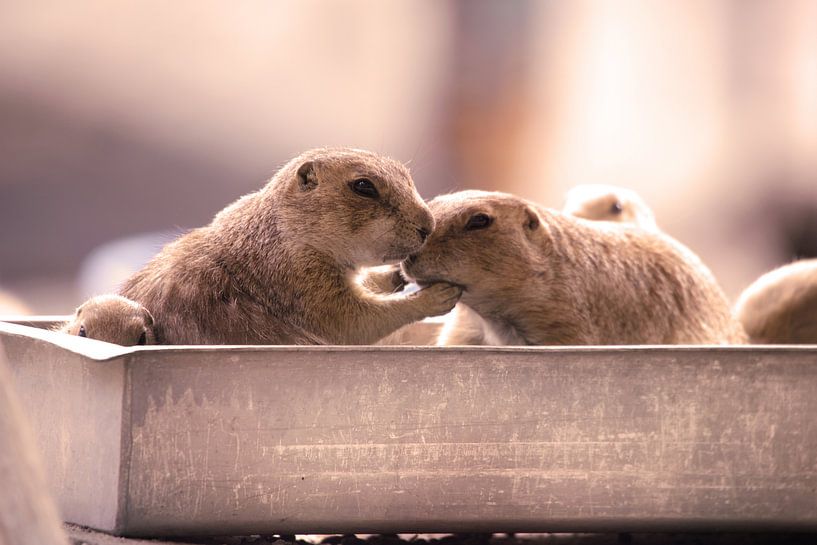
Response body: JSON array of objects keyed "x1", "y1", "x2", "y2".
[
  {"x1": 56, "y1": 294, "x2": 157, "y2": 346},
  {"x1": 734, "y1": 259, "x2": 817, "y2": 344},
  {"x1": 0, "y1": 348, "x2": 69, "y2": 545},
  {"x1": 443, "y1": 183, "x2": 661, "y2": 345},
  {"x1": 563, "y1": 184, "x2": 658, "y2": 232},
  {"x1": 121, "y1": 148, "x2": 461, "y2": 345},
  {"x1": 404, "y1": 190, "x2": 746, "y2": 346}
]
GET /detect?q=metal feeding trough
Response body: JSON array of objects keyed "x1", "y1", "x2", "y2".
[{"x1": 1, "y1": 317, "x2": 816, "y2": 537}]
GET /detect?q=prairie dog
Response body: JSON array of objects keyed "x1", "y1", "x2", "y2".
[
  {"x1": 56, "y1": 294, "x2": 156, "y2": 346},
  {"x1": 404, "y1": 190, "x2": 746, "y2": 345},
  {"x1": 121, "y1": 148, "x2": 461, "y2": 345},
  {"x1": 0, "y1": 348, "x2": 69, "y2": 545},
  {"x1": 441, "y1": 184, "x2": 659, "y2": 344},
  {"x1": 734, "y1": 259, "x2": 817, "y2": 344},
  {"x1": 563, "y1": 184, "x2": 658, "y2": 231}
]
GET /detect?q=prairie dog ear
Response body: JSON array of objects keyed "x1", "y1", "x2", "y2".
[
  {"x1": 141, "y1": 306, "x2": 155, "y2": 328},
  {"x1": 297, "y1": 161, "x2": 319, "y2": 191},
  {"x1": 524, "y1": 206, "x2": 540, "y2": 231}
]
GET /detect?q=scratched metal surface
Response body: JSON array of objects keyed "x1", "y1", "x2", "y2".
[
  {"x1": 2, "y1": 320, "x2": 817, "y2": 537},
  {"x1": 0, "y1": 323, "x2": 128, "y2": 532},
  {"x1": 126, "y1": 346, "x2": 817, "y2": 536}
]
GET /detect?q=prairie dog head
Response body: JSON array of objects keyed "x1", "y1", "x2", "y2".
[
  {"x1": 402, "y1": 190, "x2": 546, "y2": 304},
  {"x1": 62, "y1": 295, "x2": 156, "y2": 346},
  {"x1": 734, "y1": 259, "x2": 817, "y2": 343},
  {"x1": 563, "y1": 184, "x2": 657, "y2": 231},
  {"x1": 271, "y1": 148, "x2": 434, "y2": 267}
]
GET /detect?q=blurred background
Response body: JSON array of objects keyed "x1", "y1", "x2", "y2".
[{"x1": 0, "y1": 0, "x2": 815, "y2": 314}]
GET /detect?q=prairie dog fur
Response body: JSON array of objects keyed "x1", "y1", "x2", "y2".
[
  {"x1": 563, "y1": 184, "x2": 658, "y2": 231},
  {"x1": 57, "y1": 294, "x2": 156, "y2": 346},
  {"x1": 444, "y1": 183, "x2": 661, "y2": 345},
  {"x1": 0, "y1": 348, "x2": 69, "y2": 545},
  {"x1": 121, "y1": 148, "x2": 461, "y2": 345},
  {"x1": 404, "y1": 190, "x2": 746, "y2": 346},
  {"x1": 358, "y1": 265, "x2": 406, "y2": 294},
  {"x1": 735, "y1": 259, "x2": 817, "y2": 344}
]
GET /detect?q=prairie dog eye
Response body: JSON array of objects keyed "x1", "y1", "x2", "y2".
[
  {"x1": 610, "y1": 201, "x2": 623, "y2": 215},
  {"x1": 137, "y1": 331, "x2": 147, "y2": 346},
  {"x1": 465, "y1": 213, "x2": 493, "y2": 230},
  {"x1": 78, "y1": 325, "x2": 87, "y2": 338},
  {"x1": 350, "y1": 178, "x2": 378, "y2": 198}
]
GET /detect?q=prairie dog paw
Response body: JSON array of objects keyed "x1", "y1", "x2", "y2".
[
  {"x1": 361, "y1": 266, "x2": 406, "y2": 294},
  {"x1": 384, "y1": 268, "x2": 407, "y2": 293},
  {"x1": 412, "y1": 282, "x2": 463, "y2": 317}
]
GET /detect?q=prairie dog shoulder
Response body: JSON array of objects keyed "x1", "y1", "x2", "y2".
[
  {"x1": 57, "y1": 294, "x2": 156, "y2": 346},
  {"x1": 735, "y1": 259, "x2": 817, "y2": 344},
  {"x1": 121, "y1": 148, "x2": 461, "y2": 345},
  {"x1": 563, "y1": 184, "x2": 658, "y2": 232},
  {"x1": 405, "y1": 190, "x2": 744, "y2": 345}
]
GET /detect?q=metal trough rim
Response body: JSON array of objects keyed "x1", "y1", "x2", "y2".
[{"x1": 2, "y1": 316, "x2": 816, "y2": 359}]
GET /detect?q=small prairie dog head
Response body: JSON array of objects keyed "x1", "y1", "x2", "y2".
[
  {"x1": 563, "y1": 184, "x2": 657, "y2": 231},
  {"x1": 402, "y1": 191, "x2": 545, "y2": 304},
  {"x1": 734, "y1": 259, "x2": 817, "y2": 343},
  {"x1": 271, "y1": 148, "x2": 434, "y2": 267},
  {"x1": 63, "y1": 295, "x2": 156, "y2": 346}
]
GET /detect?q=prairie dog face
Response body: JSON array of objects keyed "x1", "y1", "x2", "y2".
[
  {"x1": 402, "y1": 191, "x2": 544, "y2": 301},
  {"x1": 277, "y1": 148, "x2": 434, "y2": 267},
  {"x1": 563, "y1": 184, "x2": 657, "y2": 231},
  {"x1": 63, "y1": 295, "x2": 156, "y2": 346}
]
